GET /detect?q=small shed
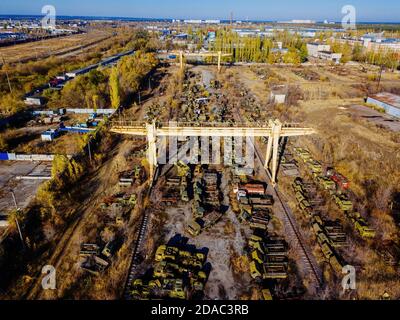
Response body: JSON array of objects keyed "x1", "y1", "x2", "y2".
[
  {"x1": 0, "y1": 214, "x2": 9, "y2": 227},
  {"x1": 270, "y1": 86, "x2": 287, "y2": 104},
  {"x1": 41, "y1": 129, "x2": 58, "y2": 142},
  {"x1": 24, "y1": 96, "x2": 45, "y2": 106}
]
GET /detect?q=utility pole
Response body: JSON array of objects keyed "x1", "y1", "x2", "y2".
[
  {"x1": 87, "y1": 138, "x2": 92, "y2": 164},
  {"x1": 10, "y1": 191, "x2": 24, "y2": 246},
  {"x1": 1, "y1": 55, "x2": 13, "y2": 94},
  {"x1": 377, "y1": 64, "x2": 384, "y2": 93},
  {"x1": 217, "y1": 51, "x2": 222, "y2": 73},
  {"x1": 179, "y1": 50, "x2": 184, "y2": 70}
]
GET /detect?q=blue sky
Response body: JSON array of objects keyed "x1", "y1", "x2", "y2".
[{"x1": 0, "y1": 0, "x2": 399, "y2": 22}]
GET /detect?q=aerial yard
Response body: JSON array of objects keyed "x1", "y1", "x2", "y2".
[
  {"x1": 0, "y1": 14, "x2": 400, "y2": 303},
  {"x1": 36, "y1": 61, "x2": 397, "y2": 300}
]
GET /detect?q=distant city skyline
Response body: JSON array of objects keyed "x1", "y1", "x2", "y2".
[{"x1": 0, "y1": 0, "x2": 399, "y2": 23}]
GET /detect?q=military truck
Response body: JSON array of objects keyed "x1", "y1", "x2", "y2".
[
  {"x1": 175, "y1": 161, "x2": 191, "y2": 177},
  {"x1": 354, "y1": 218, "x2": 376, "y2": 239},
  {"x1": 320, "y1": 242, "x2": 344, "y2": 273},
  {"x1": 316, "y1": 176, "x2": 336, "y2": 191},
  {"x1": 332, "y1": 194, "x2": 353, "y2": 212},
  {"x1": 250, "y1": 261, "x2": 288, "y2": 280},
  {"x1": 187, "y1": 211, "x2": 223, "y2": 237},
  {"x1": 248, "y1": 194, "x2": 274, "y2": 207},
  {"x1": 80, "y1": 243, "x2": 100, "y2": 256},
  {"x1": 307, "y1": 160, "x2": 323, "y2": 175},
  {"x1": 261, "y1": 288, "x2": 273, "y2": 300},
  {"x1": 377, "y1": 241, "x2": 400, "y2": 266}
]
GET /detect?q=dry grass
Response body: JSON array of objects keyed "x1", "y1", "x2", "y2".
[{"x1": 0, "y1": 30, "x2": 110, "y2": 64}]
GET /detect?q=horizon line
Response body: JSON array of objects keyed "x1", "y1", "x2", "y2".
[{"x1": 0, "y1": 13, "x2": 400, "y2": 24}]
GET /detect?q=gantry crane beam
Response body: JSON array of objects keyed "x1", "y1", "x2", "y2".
[
  {"x1": 110, "y1": 120, "x2": 316, "y2": 185},
  {"x1": 170, "y1": 51, "x2": 232, "y2": 72}
]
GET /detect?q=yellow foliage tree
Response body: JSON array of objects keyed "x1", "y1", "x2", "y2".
[{"x1": 109, "y1": 67, "x2": 121, "y2": 109}]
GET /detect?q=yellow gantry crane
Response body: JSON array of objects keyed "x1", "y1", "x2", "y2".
[
  {"x1": 172, "y1": 51, "x2": 233, "y2": 72},
  {"x1": 110, "y1": 120, "x2": 316, "y2": 185}
]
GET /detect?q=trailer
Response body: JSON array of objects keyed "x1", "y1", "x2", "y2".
[{"x1": 327, "y1": 168, "x2": 350, "y2": 190}]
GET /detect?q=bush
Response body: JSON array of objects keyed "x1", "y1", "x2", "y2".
[{"x1": 0, "y1": 134, "x2": 8, "y2": 151}]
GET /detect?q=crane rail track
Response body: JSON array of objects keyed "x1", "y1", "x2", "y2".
[
  {"x1": 275, "y1": 188, "x2": 324, "y2": 288},
  {"x1": 123, "y1": 166, "x2": 160, "y2": 299},
  {"x1": 234, "y1": 107, "x2": 324, "y2": 291}
]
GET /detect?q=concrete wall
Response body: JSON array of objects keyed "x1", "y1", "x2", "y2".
[
  {"x1": 0, "y1": 153, "x2": 71, "y2": 161},
  {"x1": 65, "y1": 108, "x2": 116, "y2": 115},
  {"x1": 367, "y1": 97, "x2": 400, "y2": 118}
]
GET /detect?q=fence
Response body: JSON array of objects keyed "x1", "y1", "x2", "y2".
[
  {"x1": 65, "y1": 108, "x2": 117, "y2": 115},
  {"x1": 0, "y1": 153, "x2": 72, "y2": 161}
]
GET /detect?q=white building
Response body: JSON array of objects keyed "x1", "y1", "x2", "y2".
[
  {"x1": 24, "y1": 96, "x2": 45, "y2": 106},
  {"x1": 307, "y1": 43, "x2": 342, "y2": 63},
  {"x1": 184, "y1": 20, "x2": 202, "y2": 24},
  {"x1": 270, "y1": 86, "x2": 287, "y2": 104},
  {"x1": 318, "y1": 51, "x2": 343, "y2": 63},
  {"x1": 307, "y1": 43, "x2": 331, "y2": 58}
]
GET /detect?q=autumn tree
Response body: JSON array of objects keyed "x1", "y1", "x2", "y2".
[
  {"x1": 109, "y1": 67, "x2": 121, "y2": 109},
  {"x1": 0, "y1": 134, "x2": 7, "y2": 151},
  {"x1": 118, "y1": 51, "x2": 158, "y2": 98},
  {"x1": 283, "y1": 48, "x2": 301, "y2": 65}
]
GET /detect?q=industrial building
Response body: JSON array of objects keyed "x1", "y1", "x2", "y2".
[
  {"x1": 24, "y1": 96, "x2": 46, "y2": 106},
  {"x1": 307, "y1": 43, "x2": 331, "y2": 57},
  {"x1": 307, "y1": 43, "x2": 342, "y2": 63},
  {"x1": 41, "y1": 129, "x2": 59, "y2": 142},
  {"x1": 366, "y1": 92, "x2": 400, "y2": 118}
]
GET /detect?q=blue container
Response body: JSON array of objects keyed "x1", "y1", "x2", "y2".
[{"x1": 0, "y1": 153, "x2": 9, "y2": 160}]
